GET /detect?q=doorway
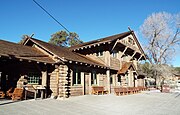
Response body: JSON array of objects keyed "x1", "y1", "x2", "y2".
[{"x1": 84, "y1": 73, "x2": 90, "y2": 95}]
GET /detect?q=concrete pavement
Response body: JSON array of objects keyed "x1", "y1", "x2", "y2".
[{"x1": 0, "y1": 91, "x2": 180, "y2": 115}]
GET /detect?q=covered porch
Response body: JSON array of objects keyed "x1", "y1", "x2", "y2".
[{"x1": 0, "y1": 55, "x2": 55, "y2": 99}]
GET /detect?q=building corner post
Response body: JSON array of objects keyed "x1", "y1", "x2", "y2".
[{"x1": 106, "y1": 69, "x2": 110, "y2": 94}]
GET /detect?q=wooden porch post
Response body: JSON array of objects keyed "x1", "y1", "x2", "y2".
[
  {"x1": 81, "y1": 72, "x2": 85, "y2": 95},
  {"x1": 106, "y1": 69, "x2": 110, "y2": 94},
  {"x1": 41, "y1": 70, "x2": 47, "y2": 87}
]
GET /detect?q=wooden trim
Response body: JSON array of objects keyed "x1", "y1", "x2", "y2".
[
  {"x1": 130, "y1": 51, "x2": 137, "y2": 60},
  {"x1": 120, "y1": 47, "x2": 128, "y2": 58},
  {"x1": 138, "y1": 55, "x2": 143, "y2": 61},
  {"x1": 111, "y1": 39, "x2": 119, "y2": 52}
]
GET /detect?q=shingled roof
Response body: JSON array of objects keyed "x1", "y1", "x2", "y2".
[
  {"x1": 24, "y1": 38, "x2": 107, "y2": 68},
  {"x1": 0, "y1": 39, "x2": 55, "y2": 64},
  {"x1": 69, "y1": 31, "x2": 132, "y2": 50}
]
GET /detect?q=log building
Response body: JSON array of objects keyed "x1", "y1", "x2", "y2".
[{"x1": 0, "y1": 30, "x2": 146, "y2": 99}]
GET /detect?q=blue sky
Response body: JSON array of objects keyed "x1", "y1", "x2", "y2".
[{"x1": 0, "y1": 0, "x2": 180, "y2": 66}]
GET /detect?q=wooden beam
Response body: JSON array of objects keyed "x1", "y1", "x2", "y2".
[
  {"x1": 138, "y1": 55, "x2": 143, "y2": 61},
  {"x1": 120, "y1": 47, "x2": 128, "y2": 58},
  {"x1": 130, "y1": 51, "x2": 137, "y2": 60},
  {"x1": 111, "y1": 39, "x2": 119, "y2": 52}
]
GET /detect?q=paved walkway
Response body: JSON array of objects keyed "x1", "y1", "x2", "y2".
[{"x1": 1, "y1": 91, "x2": 180, "y2": 115}]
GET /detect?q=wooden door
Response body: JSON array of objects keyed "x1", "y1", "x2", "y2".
[{"x1": 84, "y1": 73, "x2": 90, "y2": 95}]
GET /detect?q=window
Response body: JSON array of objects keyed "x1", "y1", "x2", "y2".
[
  {"x1": 27, "y1": 73, "x2": 41, "y2": 84},
  {"x1": 125, "y1": 72, "x2": 129, "y2": 85},
  {"x1": 73, "y1": 69, "x2": 81, "y2": 85},
  {"x1": 111, "y1": 50, "x2": 118, "y2": 58},
  {"x1": 96, "y1": 51, "x2": 103, "y2": 57},
  {"x1": 110, "y1": 77, "x2": 113, "y2": 84},
  {"x1": 118, "y1": 75, "x2": 121, "y2": 82},
  {"x1": 91, "y1": 71, "x2": 97, "y2": 85}
]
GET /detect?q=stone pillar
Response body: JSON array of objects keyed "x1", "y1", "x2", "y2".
[{"x1": 58, "y1": 64, "x2": 69, "y2": 99}]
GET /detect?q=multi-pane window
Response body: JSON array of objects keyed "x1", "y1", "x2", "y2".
[
  {"x1": 27, "y1": 73, "x2": 41, "y2": 84},
  {"x1": 91, "y1": 71, "x2": 97, "y2": 85},
  {"x1": 73, "y1": 69, "x2": 81, "y2": 85}
]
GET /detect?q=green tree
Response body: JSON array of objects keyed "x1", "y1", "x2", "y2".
[
  {"x1": 18, "y1": 35, "x2": 29, "y2": 44},
  {"x1": 49, "y1": 30, "x2": 83, "y2": 47}
]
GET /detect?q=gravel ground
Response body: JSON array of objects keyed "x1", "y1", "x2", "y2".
[{"x1": 0, "y1": 91, "x2": 180, "y2": 115}]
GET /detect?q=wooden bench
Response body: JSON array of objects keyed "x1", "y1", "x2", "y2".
[
  {"x1": 12, "y1": 88, "x2": 24, "y2": 101},
  {"x1": 92, "y1": 86, "x2": 108, "y2": 95},
  {"x1": 114, "y1": 87, "x2": 140, "y2": 96},
  {"x1": 114, "y1": 87, "x2": 129, "y2": 96},
  {"x1": 138, "y1": 86, "x2": 147, "y2": 91},
  {"x1": 6, "y1": 87, "x2": 14, "y2": 98},
  {"x1": 0, "y1": 91, "x2": 5, "y2": 98},
  {"x1": 127, "y1": 87, "x2": 135, "y2": 94}
]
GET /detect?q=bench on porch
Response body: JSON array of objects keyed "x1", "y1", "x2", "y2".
[
  {"x1": 0, "y1": 91, "x2": 5, "y2": 98},
  {"x1": 92, "y1": 86, "x2": 108, "y2": 95},
  {"x1": 138, "y1": 86, "x2": 147, "y2": 91},
  {"x1": 6, "y1": 87, "x2": 14, "y2": 98},
  {"x1": 114, "y1": 87, "x2": 130, "y2": 96},
  {"x1": 12, "y1": 88, "x2": 24, "y2": 101},
  {"x1": 114, "y1": 87, "x2": 140, "y2": 96},
  {"x1": 127, "y1": 87, "x2": 139, "y2": 94}
]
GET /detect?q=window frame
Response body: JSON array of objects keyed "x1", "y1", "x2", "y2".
[
  {"x1": 73, "y1": 68, "x2": 81, "y2": 85},
  {"x1": 27, "y1": 72, "x2": 41, "y2": 85},
  {"x1": 91, "y1": 71, "x2": 97, "y2": 85}
]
